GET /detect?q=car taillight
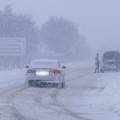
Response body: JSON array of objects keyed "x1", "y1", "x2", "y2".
[
  {"x1": 27, "y1": 69, "x2": 35, "y2": 73},
  {"x1": 52, "y1": 69, "x2": 61, "y2": 74}
]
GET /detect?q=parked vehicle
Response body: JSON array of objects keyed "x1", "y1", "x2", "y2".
[
  {"x1": 100, "y1": 51, "x2": 120, "y2": 72},
  {"x1": 25, "y1": 59, "x2": 66, "y2": 88}
]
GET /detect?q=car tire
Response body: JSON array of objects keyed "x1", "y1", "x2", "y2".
[
  {"x1": 28, "y1": 81, "x2": 32, "y2": 87},
  {"x1": 61, "y1": 82, "x2": 65, "y2": 88},
  {"x1": 28, "y1": 80, "x2": 35, "y2": 87},
  {"x1": 57, "y1": 82, "x2": 65, "y2": 89}
]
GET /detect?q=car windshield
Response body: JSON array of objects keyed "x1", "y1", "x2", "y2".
[{"x1": 30, "y1": 60, "x2": 59, "y2": 68}]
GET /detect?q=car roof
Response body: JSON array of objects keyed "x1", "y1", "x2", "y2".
[{"x1": 31, "y1": 59, "x2": 58, "y2": 63}]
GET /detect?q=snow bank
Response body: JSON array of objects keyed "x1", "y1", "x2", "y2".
[
  {"x1": 0, "y1": 69, "x2": 25, "y2": 90},
  {"x1": 99, "y1": 73, "x2": 120, "y2": 115}
]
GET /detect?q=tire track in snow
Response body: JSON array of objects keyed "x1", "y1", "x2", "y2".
[
  {"x1": 49, "y1": 89, "x2": 92, "y2": 120},
  {"x1": 12, "y1": 68, "x2": 93, "y2": 120},
  {"x1": 36, "y1": 88, "x2": 91, "y2": 120},
  {"x1": 0, "y1": 85, "x2": 32, "y2": 120},
  {"x1": 35, "y1": 71, "x2": 93, "y2": 120},
  {"x1": 47, "y1": 71, "x2": 94, "y2": 120},
  {"x1": 11, "y1": 87, "x2": 37, "y2": 120}
]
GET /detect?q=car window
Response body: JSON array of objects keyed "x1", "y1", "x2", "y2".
[{"x1": 31, "y1": 61, "x2": 59, "y2": 68}]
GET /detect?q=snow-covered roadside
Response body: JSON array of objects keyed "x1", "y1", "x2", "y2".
[
  {"x1": 0, "y1": 69, "x2": 26, "y2": 120},
  {"x1": 0, "y1": 69, "x2": 25, "y2": 90},
  {"x1": 58, "y1": 64, "x2": 120, "y2": 120},
  {"x1": 100, "y1": 73, "x2": 120, "y2": 117}
]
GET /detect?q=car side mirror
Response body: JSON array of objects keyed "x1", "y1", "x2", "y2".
[
  {"x1": 25, "y1": 65, "x2": 29, "y2": 69},
  {"x1": 62, "y1": 66, "x2": 66, "y2": 69}
]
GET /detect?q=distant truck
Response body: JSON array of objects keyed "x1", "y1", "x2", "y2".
[{"x1": 100, "y1": 51, "x2": 120, "y2": 72}]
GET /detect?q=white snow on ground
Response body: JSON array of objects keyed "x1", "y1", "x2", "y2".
[
  {"x1": 0, "y1": 62, "x2": 120, "y2": 119},
  {"x1": 58, "y1": 63, "x2": 120, "y2": 120},
  {"x1": 0, "y1": 69, "x2": 25, "y2": 120},
  {"x1": 0, "y1": 69, "x2": 25, "y2": 89}
]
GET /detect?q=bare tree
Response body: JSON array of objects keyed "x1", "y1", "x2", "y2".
[
  {"x1": 0, "y1": 5, "x2": 40, "y2": 61},
  {"x1": 40, "y1": 17, "x2": 90, "y2": 60}
]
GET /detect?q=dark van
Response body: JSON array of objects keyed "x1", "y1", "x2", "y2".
[{"x1": 100, "y1": 51, "x2": 120, "y2": 72}]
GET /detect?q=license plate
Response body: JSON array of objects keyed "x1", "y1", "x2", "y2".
[{"x1": 36, "y1": 71, "x2": 49, "y2": 76}]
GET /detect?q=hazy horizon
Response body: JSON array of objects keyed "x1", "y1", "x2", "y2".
[{"x1": 0, "y1": 0, "x2": 120, "y2": 51}]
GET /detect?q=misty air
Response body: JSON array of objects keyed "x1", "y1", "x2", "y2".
[{"x1": 0, "y1": 0, "x2": 119, "y2": 120}]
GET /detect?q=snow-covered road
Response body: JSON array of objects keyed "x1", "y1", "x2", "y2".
[{"x1": 0, "y1": 62, "x2": 120, "y2": 120}]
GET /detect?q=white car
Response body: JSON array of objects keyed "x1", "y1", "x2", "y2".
[{"x1": 25, "y1": 59, "x2": 66, "y2": 88}]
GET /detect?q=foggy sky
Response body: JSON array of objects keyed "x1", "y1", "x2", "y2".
[{"x1": 0, "y1": 0, "x2": 120, "y2": 51}]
